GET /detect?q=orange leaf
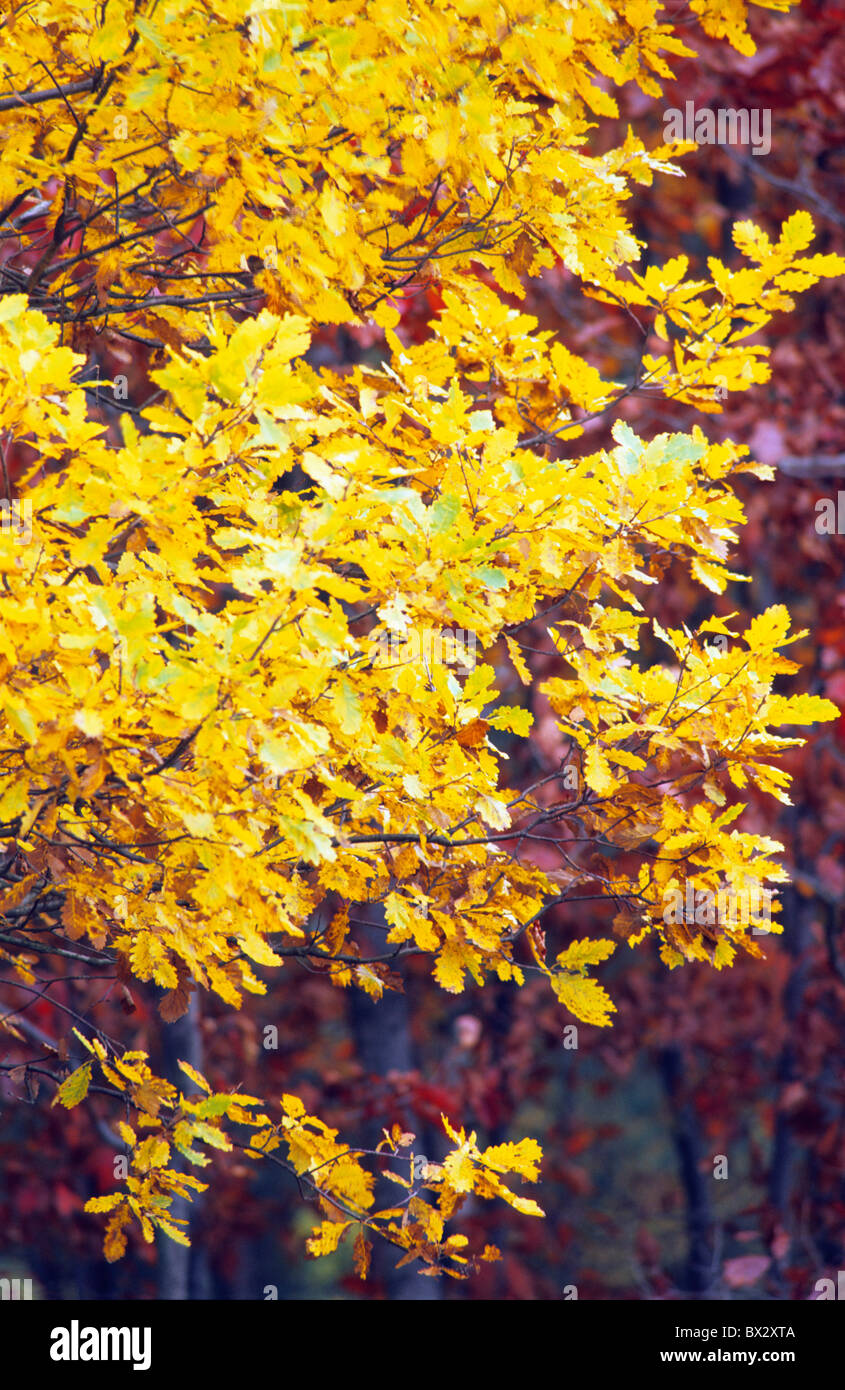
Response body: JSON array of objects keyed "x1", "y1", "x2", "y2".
[
  {"x1": 353, "y1": 1227, "x2": 372, "y2": 1280},
  {"x1": 456, "y1": 719, "x2": 489, "y2": 748}
]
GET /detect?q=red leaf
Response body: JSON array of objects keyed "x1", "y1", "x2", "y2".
[{"x1": 723, "y1": 1255, "x2": 771, "y2": 1288}]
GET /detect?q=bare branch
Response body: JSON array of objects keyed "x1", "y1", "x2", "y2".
[{"x1": 0, "y1": 75, "x2": 99, "y2": 114}]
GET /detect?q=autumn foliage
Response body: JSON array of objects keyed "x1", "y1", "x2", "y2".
[{"x1": 0, "y1": 0, "x2": 842, "y2": 1288}]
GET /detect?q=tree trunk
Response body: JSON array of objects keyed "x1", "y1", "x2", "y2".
[
  {"x1": 155, "y1": 994, "x2": 213, "y2": 1300},
  {"x1": 657, "y1": 1044, "x2": 714, "y2": 1295},
  {"x1": 349, "y1": 904, "x2": 441, "y2": 1301}
]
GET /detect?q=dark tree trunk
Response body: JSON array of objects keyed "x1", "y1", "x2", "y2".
[
  {"x1": 348, "y1": 904, "x2": 441, "y2": 1301},
  {"x1": 767, "y1": 882, "x2": 814, "y2": 1290},
  {"x1": 657, "y1": 1043, "x2": 714, "y2": 1295},
  {"x1": 155, "y1": 994, "x2": 213, "y2": 1299}
]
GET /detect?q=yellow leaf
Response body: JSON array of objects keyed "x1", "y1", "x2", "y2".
[
  {"x1": 551, "y1": 973, "x2": 616, "y2": 1027},
  {"x1": 134, "y1": 1136, "x2": 171, "y2": 1171},
  {"x1": 584, "y1": 745, "x2": 618, "y2": 796},
  {"x1": 554, "y1": 938, "x2": 616, "y2": 972},
  {"x1": 52, "y1": 1061, "x2": 92, "y2": 1109},
  {"x1": 481, "y1": 1138, "x2": 543, "y2": 1181},
  {"x1": 306, "y1": 1219, "x2": 351, "y2": 1256},
  {"x1": 84, "y1": 1193, "x2": 125, "y2": 1214},
  {"x1": 177, "y1": 1059, "x2": 211, "y2": 1094},
  {"x1": 155, "y1": 1218, "x2": 191, "y2": 1246},
  {"x1": 505, "y1": 636, "x2": 532, "y2": 686}
]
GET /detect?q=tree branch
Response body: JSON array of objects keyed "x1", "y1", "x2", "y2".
[{"x1": 0, "y1": 75, "x2": 99, "y2": 114}]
